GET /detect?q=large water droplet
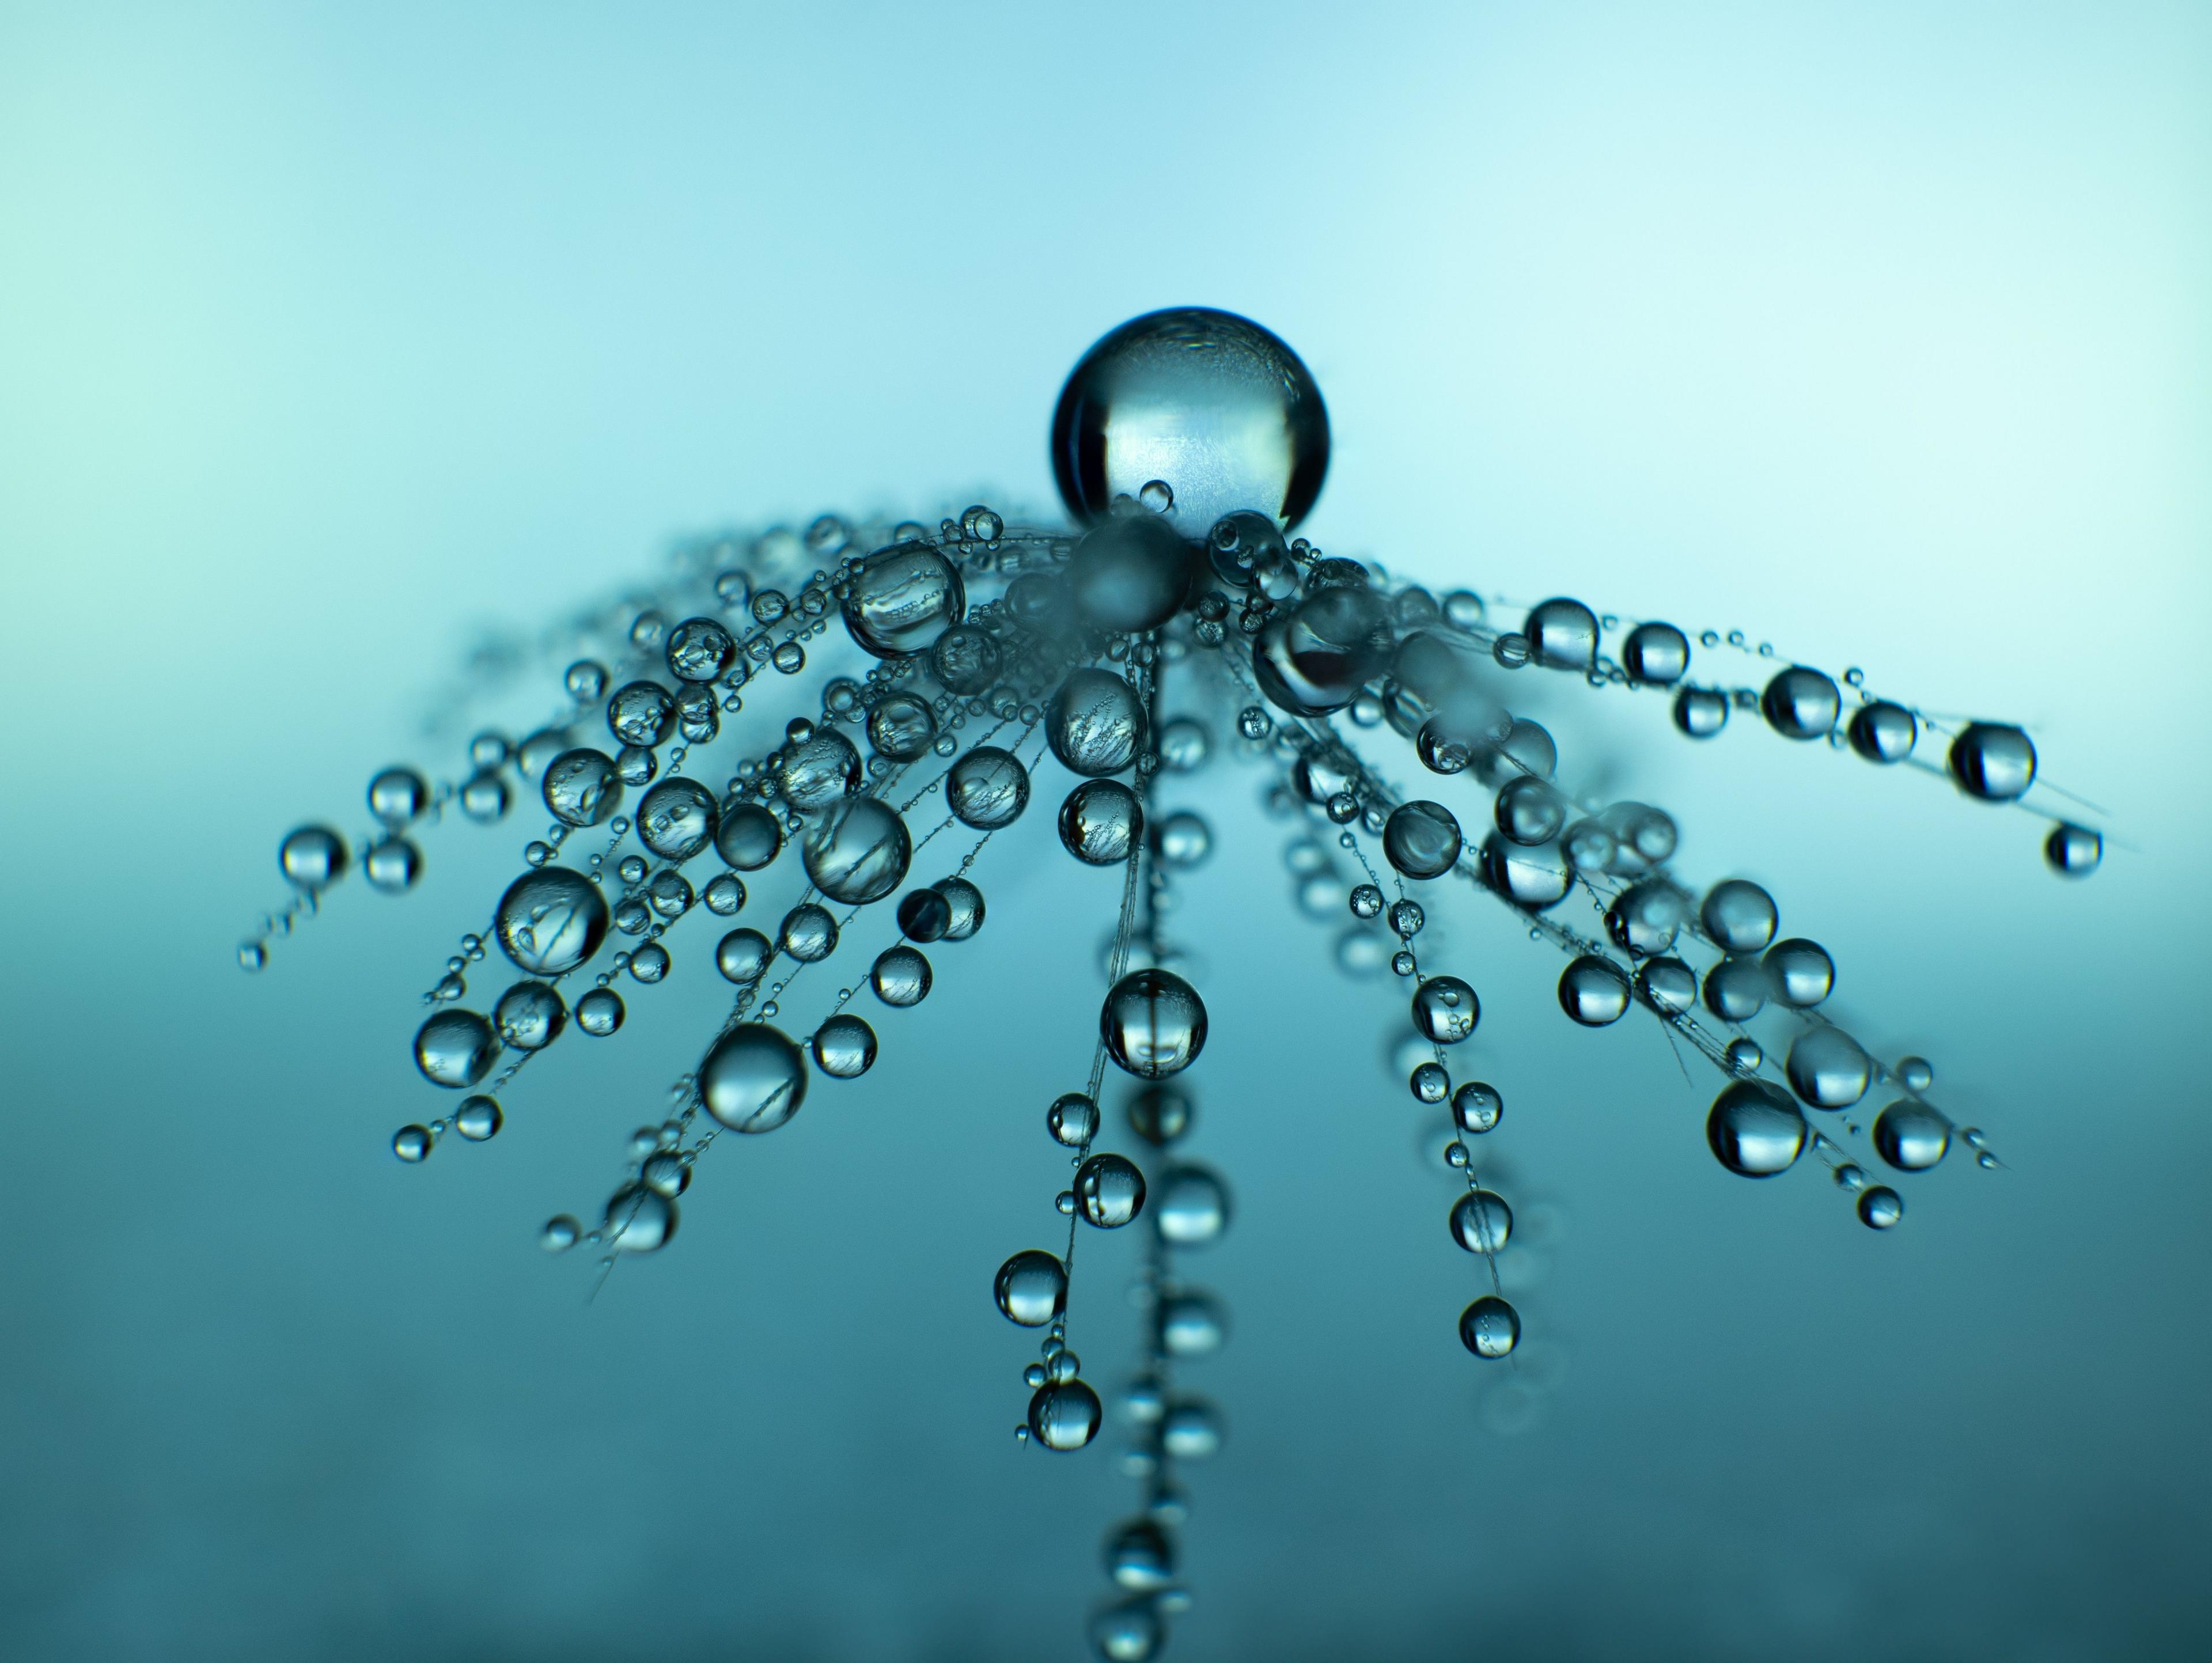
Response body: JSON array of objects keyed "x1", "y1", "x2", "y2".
[
  {"x1": 279, "y1": 825, "x2": 349, "y2": 887},
  {"x1": 1059, "y1": 779, "x2": 1143, "y2": 865},
  {"x1": 946, "y1": 747, "x2": 1031, "y2": 829},
  {"x1": 1047, "y1": 668, "x2": 1149, "y2": 777},
  {"x1": 494, "y1": 868, "x2": 609, "y2": 976},
  {"x1": 699, "y1": 1024, "x2": 808, "y2": 1132},
  {"x1": 995, "y1": 1249, "x2": 1067, "y2": 1325},
  {"x1": 1075, "y1": 1153, "x2": 1147, "y2": 1227},
  {"x1": 1706, "y1": 1079, "x2": 1808, "y2": 1176},
  {"x1": 635, "y1": 777, "x2": 719, "y2": 862},
  {"x1": 1154, "y1": 1165, "x2": 1230, "y2": 1246},
  {"x1": 1872, "y1": 1100, "x2": 1950, "y2": 1170},
  {"x1": 842, "y1": 541, "x2": 965, "y2": 657},
  {"x1": 1101, "y1": 969, "x2": 1208, "y2": 1078},
  {"x1": 414, "y1": 1009, "x2": 498, "y2": 1089},
  {"x1": 1948, "y1": 722, "x2": 2037, "y2": 801},
  {"x1": 1785, "y1": 1025, "x2": 1872, "y2": 1109},
  {"x1": 1382, "y1": 801, "x2": 1463, "y2": 880},
  {"x1": 542, "y1": 749, "x2": 623, "y2": 828},
  {"x1": 802, "y1": 795, "x2": 912, "y2": 904},
  {"x1": 1051, "y1": 307, "x2": 1329, "y2": 532},
  {"x1": 1459, "y1": 1294, "x2": 1521, "y2": 1359}
]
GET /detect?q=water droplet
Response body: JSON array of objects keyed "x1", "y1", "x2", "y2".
[
  {"x1": 1672, "y1": 685, "x2": 1730, "y2": 738},
  {"x1": 1411, "y1": 976, "x2": 1480, "y2": 1044},
  {"x1": 778, "y1": 730, "x2": 863, "y2": 812},
  {"x1": 1253, "y1": 586, "x2": 1393, "y2": 715},
  {"x1": 870, "y1": 945, "x2": 932, "y2": 1007},
  {"x1": 635, "y1": 778, "x2": 719, "y2": 862},
  {"x1": 1700, "y1": 880, "x2": 1778, "y2": 954},
  {"x1": 1059, "y1": 779, "x2": 1143, "y2": 865},
  {"x1": 714, "y1": 927, "x2": 772, "y2": 986},
  {"x1": 1557, "y1": 956, "x2": 1631, "y2": 1026},
  {"x1": 699, "y1": 1023, "x2": 808, "y2": 1132},
  {"x1": 1450, "y1": 1190, "x2": 1513, "y2": 1253},
  {"x1": 1160, "y1": 1399, "x2": 1222, "y2": 1459},
  {"x1": 1410, "y1": 1060, "x2": 1450, "y2": 1104},
  {"x1": 1453, "y1": 1081, "x2": 1504, "y2": 1135},
  {"x1": 1857, "y1": 1185, "x2": 1904, "y2": 1230},
  {"x1": 1051, "y1": 307, "x2": 1328, "y2": 532},
  {"x1": 1150, "y1": 809, "x2": 1212, "y2": 869},
  {"x1": 460, "y1": 772, "x2": 511, "y2": 822},
  {"x1": 392, "y1": 1125, "x2": 432, "y2": 1162},
  {"x1": 368, "y1": 767, "x2": 429, "y2": 823},
  {"x1": 1128, "y1": 1084, "x2": 1193, "y2": 1146},
  {"x1": 414, "y1": 1009, "x2": 497, "y2": 1089},
  {"x1": 1459, "y1": 1294, "x2": 1521, "y2": 1358},
  {"x1": 840, "y1": 542, "x2": 965, "y2": 658},
  {"x1": 541, "y1": 1215, "x2": 579, "y2": 1252},
  {"x1": 995, "y1": 1249, "x2": 1067, "y2": 1325},
  {"x1": 542, "y1": 749, "x2": 623, "y2": 828},
  {"x1": 1159, "y1": 1291, "x2": 1227, "y2": 1357},
  {"x1": 1764, "y1": 938, "x2": 1835, "y2": 1007},
  {"x1": 778, "y1": 903, "x2": 839, "y2": 963},
  {"x1": 1027, "y1": 1378, "x2": 1104, "y2": 1452},
  {"x1": 2043, "y1": 822, "x2": 2103, "y2": 877},
  {"x1": 1048, "y1": 1092, "x2": 1100, "y2": 1147},
  {"x1": 1075, "y1": 1154, "x2": 1147, "y2": 1228},
  {"x1": 454, "y1": 1094, "x2": 502, "y2": 1142},
  {"x1": 1494, "y1": 777, "x2": 1565, "y2": 846},
  {"x1": 494, "y1": 868, "x2": 609, "y2": 976},
  {"x1": 626, "y1": 942, "x2": 671, "y2": 983},
  {"x1": 1785, "y1": 1025, "x2": 1871, "y2": 1109},
  {"x1": 945, "y1": 747, "x2": 1031, "y2": 829},
  {"x1": 603, "y1": 1184, "x2": 677, "y2": 1253},
  {"x1": 811, "y1": 1013, "x2": 878, "y2": 1078},
  {"x1": 363, "y1": 837, "x2": 422, "y2": 893},
  {"x1": 1154, "y1": 1165, "x2": 1230, "y2": 1245},
  {"x1": 1633, "y1": 956, "x2": 1696, "y2": 1015},
  {"x1": 1846, "y1": 699, "x2": 1918, "y2": 763},
  {"x1": 1760, "y1": 666, "x2": 1841, "y2": 740},
  {"x1": 714, "y1": 802, "x2": 785, "y2": 871},
  {"x1": 802, "y1": 795, "x2": 912, "y2": 904},
  {"x1": 1479, "y1": 834, "x2": 1573, "y2": 910},
  {"x1": 1706, "y1": 1080, "x2": 1807, "y2": 1176},
  {"x1": 1101, "y1": 969, "x2": 1208, "y2": 1079},
  {"x1": 1382, "y1": 801, "x2": 1463, "y2": 880},
  {"x1": 1897, "y1": 1055, "x2": 1934, "y2": 1091},
  {"x1": 1726, "y1": 1036, "x2": 1764, "y2": 1073},
  {"x1": 604, "y1": 682, "x2": 675, "y2": 749},
  {"x1": 279, "y1": 825, "x2": 349, "y2": 888},
  {"x1": 574, "y1": 987, "x2": 625, "y2": 1037},
  {"x1": 1524, "y1": 598, "x2": 1597, "y2": 671},
  {"x1": 564, "y1": 660, "x2": 608, "y2": 702},
  {"x1": 1623, "y1": 622, "x2": 1689, "y2": 685},
  {"x1": 1872, "y1": 1100, "x2": 1950, "y2": 1170},
  {"x1": 1947, "y1": 722, "x2": 2037, "y2": 802}
]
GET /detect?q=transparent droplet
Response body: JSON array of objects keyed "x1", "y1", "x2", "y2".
[
  {"x1": 368, "y1": 766, "x2": 429, "y2": 823},
  {"x1": 810, "y1": 1013, "x2": 878, "y2": 1079},
  {"x1": 494, "y1": 868, "x2": 609, "y2": 976},
  {"x1": 635, "y1": 778, "x2": 719, "y2": 862},
  {"x1": 603, "y1": 1184, "x2": 677, "y2": 1253},
  {"x1": 542, "y1": 749, "x2": 623, "y2": 828},
  {"x1": 1557, "y1": 956, "x2": 1631, "y2": 1026},
  {"x1": 1027, "y1": 1378, "x2": 1104, "y2": 1452},
  {"x1": 1411, "y1": 975, "x2": 1480, "y2": 1044},
  {"x1": 1857, "y1": 1185, "x2": 1904, "y2": 1230},
  {"x1": 698, "y1": 1023, "x2": 808, "y2": 1132},
  {"x1": 414, "y1": 1009, "x2": 498, "y2": 1089},
  {"x1": 279, "y1": 825, "x2": 350, "y2": 888},
  {"x1": 715, "y1": 927, "x2": 773, "y2": 985},
  {"x1": 1453, "y1": 1081, "x2": 1504, "y2": 1135},
  {"x1": 1459, "y1": 1294, "x2": 1521, "y2": 1359},
  {"x1": 714, "y1": 802, "x2": 785, "y2": 871},
  {"x1": 1785, "y1": 1025, "x2": 1872, "y2": 1109},
  {"x1": 1524, "y1": 598, "x2": 1597, "y2": 671},
  {"x1": 1623, "y1": 622, "x2": 1689, "y2": 685},
  {"x1": 1101, "y1": 969, "x2": 1208, "y2": 1079},
  {"x1": 995, "y1": 1249, "x2": 1067, "y2": 1326},
  {"x1": 574, "y1": 987, "x2": 625, "y2": 1037},
  {"x1": 1075, "y1": 1154, "x2": 1147, "y2": 1228},
  {"x1": 945, "y1": 747, "x2": 1030, "y2": 829},
  {"x1": 1872, "y1": 1100, "x2": 1950, "y2": 1170},
  {"x1": 454, "y1": 1094, "x2": 502, "y2": 1142},
  {"x1": 1382, "y1": 800, "x2": 1463, "y2": 880},
  {"x1": 841, "y1": 542, "x2": 965, "y2": 658},
  {"x1": 1059, "y1": 779, "x2": 1143, "y2": 865},
  {"x1": 540, "y1": 1215, "x2": 579, "y2": 1252},
  {"x1": 1701, "y1": 879, "x2": 1778, "y2": 954},
  {"x1": 1154, "y1": 1165, "x2": 1230, "y2": 1246},
  {"x1": 362, "y1": 837, "x2": 422, "y2": 893},
  {"x1": 870, "y1": 945, "x2": 932, "y2": 1007},
  {"x1": 1764, "y1": 938, "x2": 1835, "y2": 1008},
  {"x1": 1048, "y1": 1092, "x2": 1100, "y2": 1147},
  {"x1": 778, "y1": 903, "x2": 839, "y2": 963},
  {"x1": 1706, "y1": 1080, "x2": 1807, "y2": 1177},
  {"x1": 1128, "y1": 1084, "x2": 1193, "y2": 1146},
  {"x1": 1948, "y1": 722, "x2": 2038, "y2": 802},
  {"x1": 1449, "y1": 1190, "x2": 1513, "y2": 1253},
  {"x1": 392, "y1": 1124, "x2": 432, "y2": 1162},
  {"x1": 2043, "y1": 822, "x2": 2103, "y2": 877},
  {"x1": 1847, "y1": 700, "x2": 1918, "y2": 763},
  {"x1": 802, "y1": 795, "x2": 912, "y2": 904},
  {"x1": 1051, "y1": 306, "x2": 1328, "y2": 532},
  {"x1": 1047, "y1": 668, "x2": 1149, "y2": 778}
]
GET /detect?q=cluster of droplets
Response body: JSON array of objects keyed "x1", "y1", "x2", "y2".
[{"x1": 254, "y1": 307, "x2": 2084, "y2": 1662}]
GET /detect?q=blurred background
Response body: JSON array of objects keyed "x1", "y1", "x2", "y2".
[{"x1": 2, "y1": 3, "x2": 2207, "y2": 1658}]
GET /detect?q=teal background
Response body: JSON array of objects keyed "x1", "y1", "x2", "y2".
[{"x1": 1, "y1": 3, "x2": 2207, "y2": 1658}]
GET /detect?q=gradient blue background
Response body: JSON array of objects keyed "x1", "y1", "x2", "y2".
[{"x1": 2, "y1": 4, "x2": 2207, "y2": 1658}]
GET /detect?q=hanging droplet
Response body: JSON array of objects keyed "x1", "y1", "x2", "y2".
[
  {"x1": 1452, "y1": 1081, "x2": 1504, "y2": 1135},
  {"x1": 802, "y1": 795, "x2": 912, "y2": 904},
  {"x1": 1027, "y1": 1379, "x2": 1104, "y2": 1452},
  {"x1": 1048, "y1": 1092, "x2": 1101, "y2": 1147},
  {"x1": 1948, "y1": 722, "x2": 2037, "y2": 802},
  {"x1": 1075, "y1": 1153, "x2": 1147, "y2": 1228},
  {"x1": 870, "y1": 945, "x2": 932, "y2": 1007},
  {"x1": 1785, "y1": 1025, "x2": 1872, "y2": 1109},
  {"x1": 699, "y1": 1024, "x2": 808, "y2": 1132},
  {"x1": 994, "y1": 1249, "x2": 1067, "y2": 1326},
  {"x1": 1459, "y1": 1294, "x2": 1521, "y2": 1359},
  {"x1": 1700, "y1": 879, "x2": 1778, "y2": 954},
  {"x1": 1059, "y1": 779, "x2": 1144, "y2": 865},
  {"x1": 1557, "y1": 956, "x2": 1631, "y2": 1026},
  {"x1": 1760, "y1": 666, "x2": 1840, "y2": 739},
  {"x1": 1706, "y1": 1080, "x2": 1807, "y2": 1177},
  {"x1": 714, "y1": 802, "x2": 785, "y2": 870},
  {"x1": 1623, "y1": 622, "x2": 1689, "y2": 685},
  {"x1": 1047, "y1": 668, "x2": 1149, "y2": 777},
  {"x1": 1872, "y1": 1100, "x2": 1950, "y2": 1170},
  {"x1": 1411, "y1": 976, "x2": 1480, "y2": 1044},
  {"x1": 2043, "y1": 822, "x2": 2103, "y2": 877},
  {"x1": 414, "y1": 1010, "x2": 498, "y2": 1089},
  {"x1": 946, "y1": 747, "x2": 1031, "y2": 829},
  {"x1": 1764, "y1": 938, "x2": 1835, "y2": 1007},
  {"x1": 454, "y1": 1095, "x2": 502, "y2": 1142},
  {"x1": 811, "y1": 1014, "x2": 878, "y2": 1079},
  {"x1": 1857, "y1": 1186, "x2": 1904, "y2": 1230},
  {"x1": 1101, "y1": 969, "x2": 1208, "y2": 1078},
  {"x1": 542, "y1": 749, "x2": 624, "y2": 828},
  {"x1": 1154, "y1": 1165, "x2": 1231, "y2": 1246},
  {"x1": 1382, "y1": 801, "x2": 1463, "y2": 880},
  {"x1": 574, "y1": 987, "x2": 625, "y2": 1036},
  {"x1": 841, "y1": 542, "x2": 965, "y2": 658},
  {"x1": 1449, "y1": 1190, "x2": 1513, "y2": 1253}
]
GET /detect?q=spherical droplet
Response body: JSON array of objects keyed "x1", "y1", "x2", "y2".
[
  {"x1": 1154, "y1": 1164, "x2": 1230, "y2": 1247},
  {"x1": 1872, "y1": 1100, "x2": 1950, "y2": 1171},
  {"x1": 699, "y1": 1024, "x2": 808, "y2": 1132},
  {"x1": 778, "y1": 903, "x2": 839, "y2": 963},
  {"x1": 494, "y1": 980, "x2": 566, "y2": 1050},
  {"x1": 1524, "y1": 598, "x2": 1597, "y2": 671},
  {"x1": 1047, "y1": 668, "x2": 1149, "y2": 776},
  {"x1": 1150, "y1": 809, "x2": 1212, "y2": 869},
  {"x1": 414, "y1": 1009, "x2": 498, "y2": 1089},
  {"x1": 494, "y1": 868, "x2": 609, "y2": 976},
  {"x1": 1898, "y1": 1055, "x2": 1935, "y2": 1091},
  {"x1": 603, "y1": 1184, "x2": 677, "y2": 1253},
  {"x1": 1479, "y1": 833, "x2": 1572, "y2": 910},
  {"x1": 605, "y1": 681, "x2": 675, "y2": 749},
  {"x1": 1847, "y1": 700, "x2": 1919, "y2": 763},
  {"x1": 1948, "y1": 722, "x2": 2037, "y2": 801},
  {"x1": 1382, "y1": 800, "x2": 1463, "y2": 880},
  {"x1": 1450, "y1": 1190, "x2": 1513, "y2": 1253},
  {"x1": 1051, "y1": 306, "x2": 1329, "y2": 532},
  {"x1": 1558, "y1": 956, "x2": 1631, "y2": 1026},
  {"x1": 1253, "y1": 586, "x2": 1392, "y2": 716},
  {"x1": 1634, "y1": 957, "x2": 1697, "y2": 1015},
  {"x1": 1048, "y1": 1092, "x2": 1100, "y2": 1147},
  {"x1": 1075, "y1": 1153, "x2": 1147, "y2": 1228},
  {"x1": 995, "y1": 1249, "x2": 1067, "y2": 1326},
  {"x1": 1128, "y1": 1084, "x2": 1192, "y2": 1146},
  {"x1": 865, "y1": 692, "x2": 937, "y2": 762},
  {"x1": 454, "y1": 1095, "x2": 502, "y2": 1142},
  {"x1": 715, "y1": 801, "x2": 785, "y2": 870},
  {"x1": 634, "y1": 777, "x2": 719, "y2": 863},
  {"x1": 1764, "y1": 938, "x2": 1835, "y2": 1007},
  {"x1": 1761, "y1": 666, "x2": 1840, "y2": 740},
  {"x1": 1785, "y1": 1025, "x2": 1872, "y2": 1109},
  {"x1": 1161, "y1": 1399, "x2": 1223, "y2": 1459},
  {"x1": 1158, "y1": 1291, "x2": 1227, "y2": 1357},
  {"x1": 541, "y1": 1215, "x2": 579, "y2": 1252},
  {"x1": 279, "y1": 825, "x2": 350, "y2": 888},
  {"x1": 1059, "y1": 779, "x2": 1143, "y2": 865},
  {"x1": 936, "y1": 876, "x2": 985, "y2": 939},
  {"x1": 574, "y1": 987, "x2": 625, "y2": 1037},
  {"x1": 1494, "y1": 776, "x2": 1564, "y2": 846},
  {"x1": 1623, "y1": 622, "x2": 1689, "y2": 685},
  {"x1": 946, "y1": 747, "x2": 1030, "y2": 829},
  {"x1": 543, "y1": 748, "x2": 624, "y2": 828},
  {"x1": 362, "y1": 837, "x2": 423, "y2": 893},
  {"x1": 1706, "y1": 1079, "x2": 1808, "y2": 1177},
  {"x1": 870, "y1": 945, "x2": 932, "y2": 1007},
  {"x1": 1452, "y1": 1081, "x2": 1503, "y2": 1135},
  {"x1": 1702, "y1": 957, "x2": 1767, "y2": 1022},
  {"x1": 1857, "y1": 1185, "x2": 1904, "y2": 1229},
  {"x1": 1101, "y1": 969, "x2": 1208, "y2": 1078},
  {"x1": 779, "y1": 730, "x2": 862, "y2": 812},
  {"x1": 368, "y1": 766, "x2": 429, "y2": 822},
  {"x1": 1105, "y1": 1517, "x2": 1177, "y2": 1592},
  {"x1": 1605, "y1": 881, "x2": 1684, "y2": 957},
  {"x1": 1459, "y1": 1294, "x2": 1521, "y2": 1359},
  {"x1": 1701, "y1": 879, "x2": 1778, "y2": 954},
  {"x1": 1065, "y1": 514, "x2": 1196, "y2": 635},
  {"x1": 811, "y1": 1013, "x2": 878, "y2": 1079},
  {"x1": 1027, "y1": 1378, "x2": 1104, "y2": 1452},
  {"x1": 842, "y1": 541, "x2": 965, "y2": 657},
  {"x1": 802, "y1": 795, "x2": 912, "y2": 904},
  {"x1": 2044, "y1": 822, "x2": 2103, "y2": 877},
  {"x1": 1411, "y1": 976, "x2": 1480, "y2": 1045},
  {"x1": 1672, "y1": 685, "x2": 1730, "y2": 738},
  {"x1": 715, "y1": 927, "x2": 772, "y2": 985}
]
